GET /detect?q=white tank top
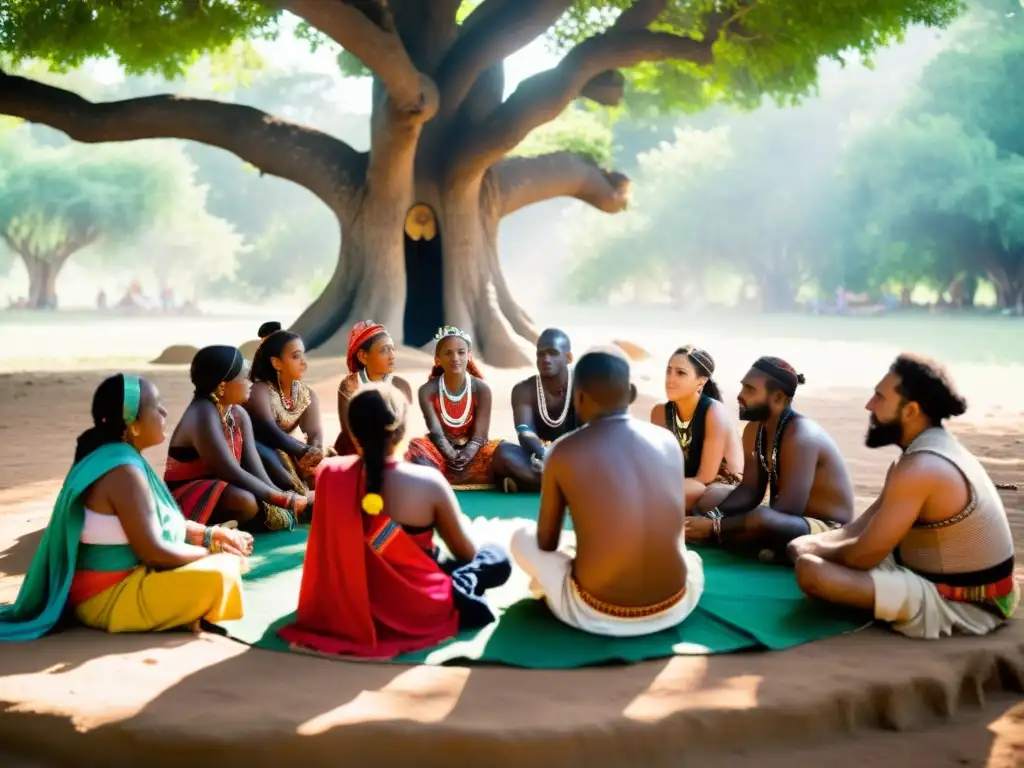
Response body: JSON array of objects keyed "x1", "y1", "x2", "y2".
[{"x1": 81, "y1": 508, "x2": 130, "y2": 545}]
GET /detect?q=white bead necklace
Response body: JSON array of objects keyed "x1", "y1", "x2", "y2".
[
  {"x1": 439, "y1": 376, "x2": 472, "y2": 428},
  {"x1": 358, "y1": 369, "x2": 391, "y2": 385},
  {"x1": 536, "y1": 368, "x2": 573, "y2": 428}
]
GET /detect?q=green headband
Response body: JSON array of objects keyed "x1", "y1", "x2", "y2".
[{"x1": 122, "y1": 374, "x2": 141, "y2": 425}]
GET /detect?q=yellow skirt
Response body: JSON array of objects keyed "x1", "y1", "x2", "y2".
[{"x1": 74, "y1": 554, "x2": 245, "y2": 633}]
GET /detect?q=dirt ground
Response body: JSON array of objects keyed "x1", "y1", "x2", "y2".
[{"x1": 0, "y1": 347, "x2": 1022, "y2": 767}]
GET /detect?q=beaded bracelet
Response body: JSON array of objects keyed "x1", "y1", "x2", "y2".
[{"x1": 706, "y1": 508, "x2": 724, "y2": 543}]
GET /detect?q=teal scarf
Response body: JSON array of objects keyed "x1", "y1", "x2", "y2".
[{"x1": 0, "y1": 439, "x2": 187, "y2": 642}]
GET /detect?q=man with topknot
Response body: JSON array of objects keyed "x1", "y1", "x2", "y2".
[{"x1": 789, "y1": 353, "x2": 1018, "y2": 639}]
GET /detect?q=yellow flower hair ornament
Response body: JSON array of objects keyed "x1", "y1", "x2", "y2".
[{"x1": 362, "y1": 493, "x2": 384, "y2": 516}]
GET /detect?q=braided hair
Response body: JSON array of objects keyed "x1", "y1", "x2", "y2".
[{"x1": 347, "y1": 383, "x2": 409, "y2": 514}]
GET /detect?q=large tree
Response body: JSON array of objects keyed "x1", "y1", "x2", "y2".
[{"x1": 0, "y1": 0, "x2": 962, "y2": 363}]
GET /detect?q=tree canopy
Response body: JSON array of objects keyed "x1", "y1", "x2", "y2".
[{"x1": 2, "y1": 0, "x2": 964, "y2": 117}]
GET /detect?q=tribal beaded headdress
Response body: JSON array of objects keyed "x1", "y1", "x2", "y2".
[{"x1": 434, "y1": 325, "x2": 472, "y2": 347}]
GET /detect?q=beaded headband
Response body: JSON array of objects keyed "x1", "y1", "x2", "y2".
[
  {"x1": 687, "y1": 347, "x2": 715, "y2": 377},
  {"x1": 434, "y1": 325, "x2": 472, "y2": 346},
  {"x1": 122, "y1": 374, "x2": 141, "y2": 425}
]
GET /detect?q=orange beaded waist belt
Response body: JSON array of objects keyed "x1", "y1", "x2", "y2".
[{"x1": 570, "y1": 577, "x2": 686, "y2": 619}]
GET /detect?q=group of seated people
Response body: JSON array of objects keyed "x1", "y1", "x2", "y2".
[{"x1": 0, "y1": 319, "x2": 1018, "y2": 657}]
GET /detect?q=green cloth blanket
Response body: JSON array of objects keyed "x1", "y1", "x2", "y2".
[{"x1": 216, "y1": 492, "x2": 865, "y2": 667}]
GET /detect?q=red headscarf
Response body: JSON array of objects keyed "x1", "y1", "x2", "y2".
[{"x1": 347, "y1": 321, "x2": 388, "y2": 374}]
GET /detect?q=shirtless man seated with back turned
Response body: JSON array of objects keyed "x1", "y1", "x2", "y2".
[
  {"x1": 492, "y1": 328, "x2": 578, "y2": 494},
  {"x1": 685, "y1": 356, "x2": 854, "y2": 559},
  {"x1": 789, "y1": 353, "x2": 1018, "y2": 639},
  {"x1": 510, "y1": 347, "x2": 705, "y2": 637}
]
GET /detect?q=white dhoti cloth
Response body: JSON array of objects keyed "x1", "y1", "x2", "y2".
[
  {"x1": 870, "y1": 554, "x2": 1012, "y2": 639},
  {"x1": 510, "y1": 525, "x2": 704, "y2": 637}
]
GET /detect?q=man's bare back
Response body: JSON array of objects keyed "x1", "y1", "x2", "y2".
[{"x1": 546, "y1": 415, "x2": 687, "y2": 608}]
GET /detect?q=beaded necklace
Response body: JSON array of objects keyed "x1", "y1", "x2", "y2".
[
  {"x1": 358, "y1": 369, "x2": 391, "y2": 385},
  {"x1": 670, "y1": 406, "x2": 693, "y2": 453},
  {"x1": 755, "y1": 407, "x2": 793, "y2": 503},
  {"x1": 210, "y1": 395, "x2": 238, "y2": 458},
  {"x1": 439, "y1": 375, "x2": 472, "y2": 428},
  {"x1": 536, "y1": 369, "x2": 573, "y2": 428}
]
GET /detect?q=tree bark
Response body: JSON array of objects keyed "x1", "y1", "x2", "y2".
[{"x1": 20, "y1": 255, "x2": 67, "y2": 310}]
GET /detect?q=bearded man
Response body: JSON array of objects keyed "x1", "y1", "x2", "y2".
[
  {"x1": 493, "y1": 328, "x2": 578, "y2": 493},
  {"x1": 685, "y1": 356, "x2": 854, "y2": 558},
  {"x1": 788, "y1": 353, "x2": 1018, "y2": 639}
]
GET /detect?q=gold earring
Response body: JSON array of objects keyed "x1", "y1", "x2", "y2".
[{"x1": 130, "y1": 425, "x2": 140, "y2": 438}]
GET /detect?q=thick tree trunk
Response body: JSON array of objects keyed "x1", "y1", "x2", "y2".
[
  {"x1": 291, "y1": 196, "x2": 409, "y2": 357},
  {"x1": 290, "y1": 174, "x2": 536, "y2": 367},
  {"x1": 21, "y1": 255, "x2": 63, "y2": 310}
]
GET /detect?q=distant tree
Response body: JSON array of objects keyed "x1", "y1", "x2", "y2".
[
  {"x1": 0, "y1": 131, "x2": 181, "y2": 308},
  {"x1": 837, "y1": 3, "x2": 1024, "y2": 310},
  {"x1": 567, "y1": 97, "x2": 845, "y2": 309}
]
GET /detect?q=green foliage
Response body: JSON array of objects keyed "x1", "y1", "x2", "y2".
[
  {"x1": 511, "y1": 108, "x2": 615, "y2": 165},
  {"x1": 0, "y1": 126, "x2": 240, "y2": 304},
  {"x1": 0, "y1": 129, "x2": 170, "y2": 260},
  {"x1": 567, "y1": 100, "x2": 843, "y2": 307},
  {"x1": 103, "y1": 148, "x2": 250, "y2": 295},
  {"x1": 566, "y1": 125, "x2": 734, "y2": 302},
  {"x1": 547, "y1": 0, "x2": 964, "y2": 113},
  {"x1": 2, "y1": 0, "x2": 965, "y2": 114},
  {"x1": 0, "y1": 1, "x2": 277, "y2": 78},
  {"x1": 835, "y1": 2, "x2": 1024, "y2": 308}
]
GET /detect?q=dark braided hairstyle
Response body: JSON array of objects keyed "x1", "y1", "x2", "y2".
[
  {"x1": 74, "y1": 374, "x2": 132, "y2": 463},
  {"x1": 672, "y1": 345, "x2": 722, "y2": 402},
  {"x1": 347, "y1": 383, "x2": 409, "y2": 512},
  {"x1": 250, "y1": 321, "x2": 301, "y2": 387}
]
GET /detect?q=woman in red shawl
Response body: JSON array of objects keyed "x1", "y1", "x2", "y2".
[
  {"x1": 279, "y1": 383, "x2": 510, "y2": 659},
  {"x1": 334, "y1": 321, "x2": 412, "y2": 455},
  {"x1": 406, "y1": 326, "x2": 501, "y2": 488}
]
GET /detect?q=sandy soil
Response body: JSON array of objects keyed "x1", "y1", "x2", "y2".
[{"x1": 1, "y1": 347, "x2": 1023, "y2": 766}]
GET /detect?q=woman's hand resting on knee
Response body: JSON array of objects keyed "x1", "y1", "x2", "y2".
[{"x1": 213, "y1": 527, "x2": 254, "y2": 558}]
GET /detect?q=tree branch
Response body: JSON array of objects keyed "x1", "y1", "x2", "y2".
[
  {"x1": 493, "y1": 151, "x2": 630, "y2": 217},
  {"x1": 436, "y1": 0, "x2": 573, "y2": 116},
  {"x1": 455, "y1": 6, "x2": 734, "y2": 176},
  {"x1": 0, "y1": 71, "x2": 365, "y2": 208},
  {"x1": 280, "y1": 0, "x2": 438, "y2": 118}
]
